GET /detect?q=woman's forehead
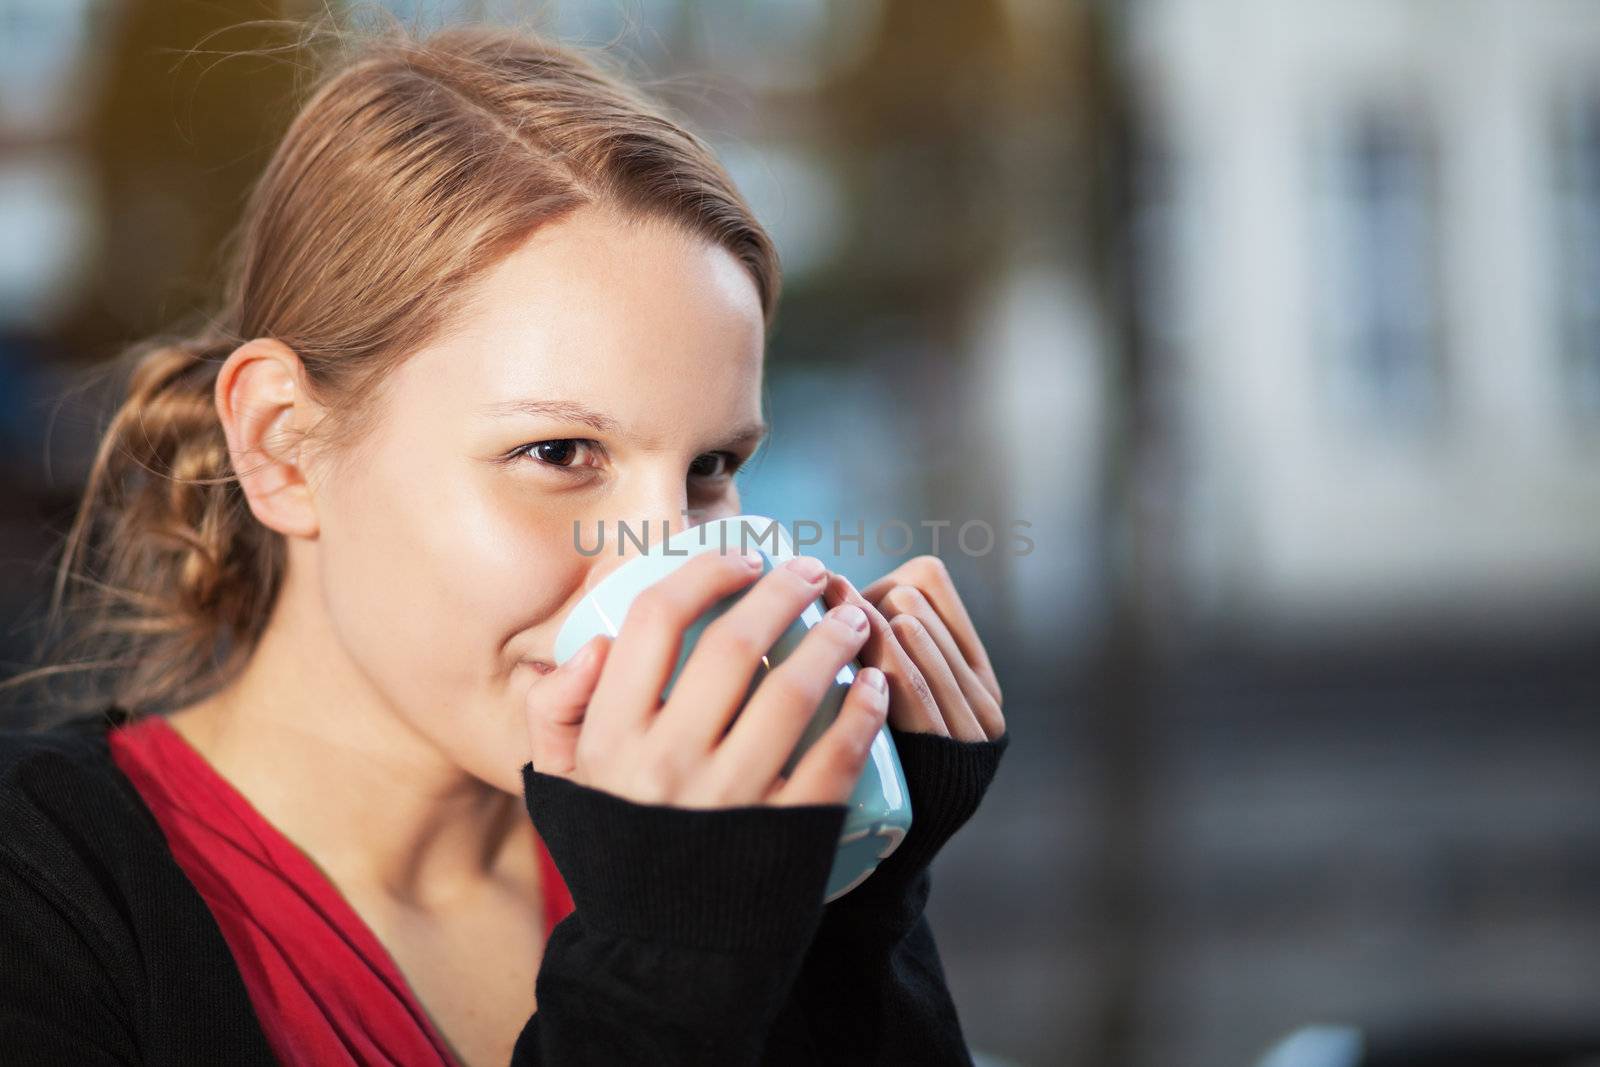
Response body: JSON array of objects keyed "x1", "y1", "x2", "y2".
[
  {"x1": 449, "y1": 213, "x2": 760, "y2": 372},
  {"x1": 394, "y1": 207, "x2": 766, "y2": 429},
  {"x1": 467, "y1": 206, "x2": 763, "y2": 353},
  {"x1": 425, "y1": 309, "x2": 763, "y2": 429}
]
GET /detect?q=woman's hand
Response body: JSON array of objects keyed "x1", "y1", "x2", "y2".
[
  {"x1": 524, "y1": 550, "x2": 890, "y2": 809},
  {"x1": 820, "y1": 555, "x2": 1005, "y2": 744}
]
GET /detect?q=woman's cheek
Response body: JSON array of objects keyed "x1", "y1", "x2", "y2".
[{"x1": 429, "y1": 486, "x2": 575, "y2": 631}]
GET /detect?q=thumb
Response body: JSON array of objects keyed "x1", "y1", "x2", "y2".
[{"x1": 526, "y1": 634, "x2": 607, "y2": 779}]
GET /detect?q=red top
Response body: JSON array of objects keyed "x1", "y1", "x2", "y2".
[{"x1": 108, "y1": 713, "x2": 574, "y2": 1067}]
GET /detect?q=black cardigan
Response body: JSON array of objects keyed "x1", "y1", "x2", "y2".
[{"x1": 0, "y1": 707, "x2": 1009, "y2": 1065}]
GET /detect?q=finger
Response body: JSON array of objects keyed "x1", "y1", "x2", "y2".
[
  {"x1": 769, "y1": 666, "x2": 890, "y2": 807},
  {"x1": 703, "y1": 600, "x2": 872, "y2": 805},
  {"x1": 879, "y1": 584, "x2": 1005, "y2": 741},
  {"x1": 653, "y1": 555, "x2": 831, "y2": 752},
  {"x1": 888, "y1": 611, "x2": 986, "y2": 742},
  {"x1": 860, "y1": 555, "x2": 1002, "y2": 707},
  {"x1": 584, "y1": 548, "x2": 765, "y2": 744},
  {"x1": 525, "y1": 634, "x2": 609, "y2": 778},
  {"x1": 820, "y1": 574, "x2": 905, "y2": 687},
  {"x1": 823, "y1": 573, "x2": 945, "y2": 736}
]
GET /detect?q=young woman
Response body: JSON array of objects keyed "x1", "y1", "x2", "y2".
[{"x1": 0, "y1": 20, "x2": 1010, "y2": 1067}]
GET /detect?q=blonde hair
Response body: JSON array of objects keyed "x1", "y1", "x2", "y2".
[{"x1": 4, "y1": 15, "x2": 781, "y2": 723}]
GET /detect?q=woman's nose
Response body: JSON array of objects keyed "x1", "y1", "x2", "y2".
[{"x1": 580, "y1": 503, "x2": 695, "y2": 592}]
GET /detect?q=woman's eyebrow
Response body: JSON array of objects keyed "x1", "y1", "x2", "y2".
[
  {"x1": 719, "y1": 420, "x2": 770, "y2": 451},
  {"x1": 477, "y1": 398, "x2": 621, "y2": 433},
  {"x1": 479, "y1": 397, "x2": 768, "y2": 451}
]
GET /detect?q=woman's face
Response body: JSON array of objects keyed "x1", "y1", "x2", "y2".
[{"x1": 308, "y1": 204, "x2": 768, "y2": 795}]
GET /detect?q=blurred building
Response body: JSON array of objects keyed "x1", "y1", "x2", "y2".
[
  {"x1": 1093, "y1": 4, "x2": 1600, "y2": 1066},
  {"x1": 1123, "y1": 0, "x2": 1600, "y2": 646}
]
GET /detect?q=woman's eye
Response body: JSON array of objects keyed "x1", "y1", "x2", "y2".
[
  {"x1": 506, "y1": 441, "x2": 745, "y2": 481},
  {"x1": 689, "y1": 452, "x2": 742, "y2": 479},
  {"x1": 512, "y1": 439, "x2": 599, "y2": 470}
]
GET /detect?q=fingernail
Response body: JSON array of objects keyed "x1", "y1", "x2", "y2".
[
  {"x1": 734, "y1": 550, "x2": 764, "y2": 568},
  {"x1": 784, "y1": 555, "x2": 826, "y2": 581},
  {"x1": 829, "y1": 603, "x2": 869, "y2": 632},
  {"x1": 859, "y1": 665, "x2": 887, "y2": 693}
]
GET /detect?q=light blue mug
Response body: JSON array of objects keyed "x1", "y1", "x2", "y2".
[{"x1": 554, "y1": 514, "x2": 912, "y2": 901}]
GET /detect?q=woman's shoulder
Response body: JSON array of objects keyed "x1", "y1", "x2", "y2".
[
  {"x1": 0, "y1": 709, "x2": 170, "y2": 983},
  {"x1": 0, "y1": 707, "x2": 151, "y2": 878},
  {"x1": 0, "y1": 708, "x2": 124, "y2": 798},
  {"x1": 0, "y1": 710, "x2": 253, "y2": 1063}
]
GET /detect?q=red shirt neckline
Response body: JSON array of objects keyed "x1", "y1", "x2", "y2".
[{"x1": 107, "y1": 711, "x2": 572, "y2": 1067}]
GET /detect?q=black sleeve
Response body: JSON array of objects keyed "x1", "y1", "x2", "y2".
[
  {"x1": 765, "y1": 727, "x2": 1013, "y2": 1067},
  {"x1": 510, "y1": 766, "x2": 850, "y2": 1067},
  {"x1": 0, "y1": 849, "x2": 141, "y2": 1066}
]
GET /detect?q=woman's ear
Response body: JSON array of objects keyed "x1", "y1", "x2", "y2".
[{"x1": 215, "y1": 337, "x2": 323, "y2": 540}]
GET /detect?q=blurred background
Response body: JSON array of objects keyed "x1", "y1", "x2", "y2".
[{"x1": 3, "y1": 1, "x2": 1600, "y2": 1065}]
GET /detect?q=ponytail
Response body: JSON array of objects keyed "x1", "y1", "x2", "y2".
[{"x1": 2, "y1": 325, "x2": 286, "y2": 722}]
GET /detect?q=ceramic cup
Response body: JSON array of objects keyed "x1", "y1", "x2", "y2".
[{"x1": 553, "y1": 514, "x2": 912, "y2": 901}]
